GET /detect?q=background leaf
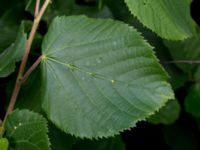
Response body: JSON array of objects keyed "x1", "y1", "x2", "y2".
[
  {"x1": 148, "y1": 99, "x2": 181, "y2": 125},
  {"x1": 4, "y1": 109, "x2": 50, "y2": 150},
  {"x1": 124, "y1": 0, "x2": 196, "y2": 40},
  {"x1": 41, "y1": 15, "x2": 174, "y2": 138},
  {"x1": 0, "y1": 22, "x2": 27, "y2": 77}
]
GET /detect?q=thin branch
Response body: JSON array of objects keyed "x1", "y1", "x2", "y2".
[
  {"x1": 2, "y1": 0, "x2": 51, "y2": 126},
  {"x1": 18, "y1": 0, "x2": 51, "y2": 79},
  {"x1": 35, "y1": 0, "x2": 51, "y2": 23},
  {"x1": 22, "y1": 56, "x2": 42, "y2": 82},
  {"x1": 3, "y1": 80, "x2": 22, "y2": 124},
  {"x1": 35, "y1": 0, "x2": 40, "y2": 17},
  {"x1": 160, "y1": 60, "x2": 200, "y2": 64}
]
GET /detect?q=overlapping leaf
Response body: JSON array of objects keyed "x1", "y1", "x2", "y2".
[
  {"x1": 125, "y1": 0, "x2": 196, "y2": 40},
  {"x1": 4, "y1": 109, "x2": 50, "y2": 150},
  {"x1": 148, "y1": 99, "x2": 180, "y2": 125},
  {"x1": 41, "y1": 15, "x2": 174, "y2": 138},
  {"x1": 0, "y1": 22, "x2": 27, "y2": 77}
]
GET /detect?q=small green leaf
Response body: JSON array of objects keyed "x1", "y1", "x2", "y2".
[
  {"x1": 4, "y1": 109, "x2": 50, "y2": 150},
  {"x1": 0, "y1": 138, "x2": 9, "y2": 150},
  {"x1": 148, "y1": 99, "x2": 181, "y2": 125},
  {"x1": 41, "y1": 15, "x2": 174, "y2": 138},
  {"x1": 0, "y1": 22, "x2": 27, "y2": 77},
  {"x1": 185, "y1": 84, "x2": 200, "y2": 118},
  {"x1": 125, "y1": 0, "x2": 196, "y2": 40}
]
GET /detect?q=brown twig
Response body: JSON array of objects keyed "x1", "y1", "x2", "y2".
[
  {"x1": 2, "y1": 0, "x2": 51, "y2": 126},
  {"x1": 22, "y1": 56, "x2": 42, "y2": 82},
  {"x1": 160, "y1": 60, "x2": 200, "y2": 64},
  {"x1": 35, "y1": 0, "x2": 40, "y2": 17}
]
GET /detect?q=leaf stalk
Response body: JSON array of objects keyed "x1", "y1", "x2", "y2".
[{"x1": 160, "y1": 60, "x2": 200, "y2": 64}]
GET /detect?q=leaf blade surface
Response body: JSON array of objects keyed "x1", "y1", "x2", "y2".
[{"x1": 41, "y1": 15, "x2": 174, "y2": 138}]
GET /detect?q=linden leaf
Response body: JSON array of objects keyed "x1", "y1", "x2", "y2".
[{"x1": 41, "y1": 15, "x2": 174, "y2": 138}]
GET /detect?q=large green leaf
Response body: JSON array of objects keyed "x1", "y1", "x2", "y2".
[
  {"x1": 4, "y1": 109, "x2": 50, "y2": 150},
  {"x1": 41, "y1": 15, "x2": 174, "y2": 138},
  {"x1": 124, "y1": 0, "x2": 196, "y2": 40},
  {"x1": 0, "y1": 138, "x2": 9, "y2": 150},
  {"x1": 0, "y1": 22, "x2": 27, "y2": 77}
]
